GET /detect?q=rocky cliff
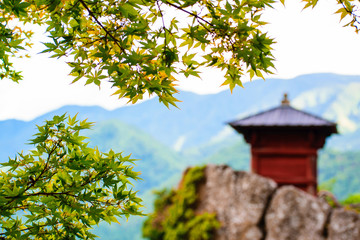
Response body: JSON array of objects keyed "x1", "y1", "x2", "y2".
[{"x1": 192, "y1": 165, "x2": 360, "y2": 240}]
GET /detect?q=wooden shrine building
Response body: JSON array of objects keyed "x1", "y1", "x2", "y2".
[{"x1": 228, "y1": 94, "x2": 337, "y2": 194}]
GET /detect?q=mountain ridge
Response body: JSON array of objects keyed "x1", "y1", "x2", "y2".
[{"x1": 2, "y1": 73, "x2": 360, "y2": 160}]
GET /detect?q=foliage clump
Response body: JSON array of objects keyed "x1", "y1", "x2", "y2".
[
  {"x1": 142, "y1": 166, "x2": 220, "y2": 240},
  {"x1": 319, "y1": 179, "x2": 360, "y2": 213},
  {"x1": 320, "y1": 191, "x2": 360, "y2": 213},
  {"x1": 0, "y1": 114, "x2": 143, "y2": 239},
  {"x1": 1, "y1": 0, "x2": 360, "y2": 107},
  {"x1": 1, "y1": 0, "x2": 278, "y2": 107},
  {"x1": 341, "y1": 193, "x2": 360, "y2": 213}
]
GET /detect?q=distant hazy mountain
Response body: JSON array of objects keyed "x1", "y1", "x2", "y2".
[
  {"x1": 1, "y1": 73, "x2": 360, "y2": 239},
  {"x1": 3, "y1": 73, "x2": 359, "y2": 157},
  {"x1": 1, "y1": 72, "x2": 360, "y2": 187}
]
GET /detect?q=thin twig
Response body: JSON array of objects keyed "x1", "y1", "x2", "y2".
[
  {"x1": 156, "y1": 0, "x2": 167, "y2": 53},
  {"x1": 0, "y1": 140, "x2": 60, "y2": 210},
  {"x1": 78, "y1": 0, "x2": 125, "y2": 52},
  {"x1": 338, "y1": 0, "x2": 360, "y2": 30},
  {"x1": 163, "y1": 0, "x2": 214, "y2": 27},
  {"x1": 21, "y1": 191, "x2": 76, "y2": 198},
  {"x1": 23, "y1": 140, "x2": 60, "y2": 193}
]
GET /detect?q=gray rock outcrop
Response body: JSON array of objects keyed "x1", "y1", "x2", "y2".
[
  {"x1": 328, "y1": 208, "x2": 360, "y2": 240},
  {"x1": 176, "y1": 164, "x2": 360, "y2": 240},
  {"x1": 265, "y1": 186, "x2": 331, "y2": 240},
  {"x1": 195, "y1": 165, "x2": 277, "y2": 240}
]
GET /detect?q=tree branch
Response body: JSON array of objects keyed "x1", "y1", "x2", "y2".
[
  {"x1": 78, "y1": 0, "x2": 125, "y2": 52},
  {"x1": 22, "y1": 191, "x2": 76, "y2": 198},
  {"x1": 0, "y1": 141, "x2": 60, "y2": 211},
  {"x1": 23, "y1": 140, "x2": 60, "y2": 193},
  {"x1": 163, "y1": 0, "x2": 214, "y2": 27},
  {"x1": 0, "y1": 222, "x2": 55, "y2": 236},
  {"x1": 156, "y1": 0, "x2": 168, "y2": 56},
  {"x1": 338, "y1": 0, "x2": 360, "y2": 30}
]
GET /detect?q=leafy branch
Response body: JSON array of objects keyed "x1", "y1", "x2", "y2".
[{"x1": 0, "y1": 114, "x2": 143, "y2": 239}]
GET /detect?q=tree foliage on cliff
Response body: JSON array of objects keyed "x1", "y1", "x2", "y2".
[
  {"x1": 0, "y1": 114, "x2": 143, "y2": 239},
  {"x1": 142, "y1": 166, "x2": 220, "y2": 240}
]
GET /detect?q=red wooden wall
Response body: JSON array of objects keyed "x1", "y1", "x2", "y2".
[{"x1": 246, "y1": 128, "x2": 328, "y2": 195}]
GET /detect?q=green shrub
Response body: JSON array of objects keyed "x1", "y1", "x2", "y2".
[{"x1": 142, "y1": 166, "x2": 220, "y2": 240}]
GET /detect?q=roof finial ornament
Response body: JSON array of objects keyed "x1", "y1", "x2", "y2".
[{"x1": 281, "y1": 93, "x2": 290, "y2": 106}]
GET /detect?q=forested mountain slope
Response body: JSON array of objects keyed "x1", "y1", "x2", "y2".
[{"x1": 1, "y1": 73, "x2": 360, "y2": 239}]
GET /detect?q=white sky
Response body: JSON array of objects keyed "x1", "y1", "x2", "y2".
[{"x1": 0, "y1": 0, "x2": 360, "y2": 121}]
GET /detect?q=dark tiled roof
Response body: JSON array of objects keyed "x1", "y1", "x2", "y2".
[{"x1": 229, "y1": 105, "x2": 337, "y2": 128}]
